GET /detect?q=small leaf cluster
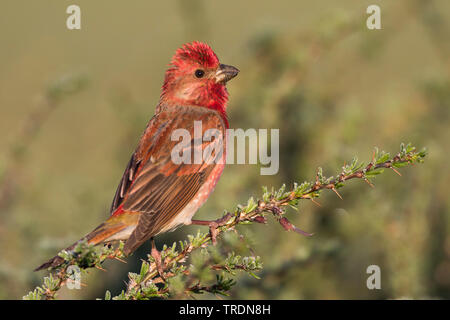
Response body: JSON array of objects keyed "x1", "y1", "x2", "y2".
[{"x1": 23, "y1": 274, "x2": 61, "y2": 300}]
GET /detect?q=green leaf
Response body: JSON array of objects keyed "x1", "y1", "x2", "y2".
[
  {"x1": 376, "y1": 152, "x2": 390, "y2": 164},
  {"x1": 392, "y1": 162, "x2": 409, "y2": 168},
  {"x1": 365, "y1": 168, "x2": 384, "y2": 178}
]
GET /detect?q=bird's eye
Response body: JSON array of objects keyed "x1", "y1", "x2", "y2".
[{"x1": 194, "y1": 69, "x2": 205, "y2": 78}]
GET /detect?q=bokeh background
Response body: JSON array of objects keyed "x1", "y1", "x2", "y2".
[{"x1": 0, "y1": 0, "x2": 449, "y2": 299}]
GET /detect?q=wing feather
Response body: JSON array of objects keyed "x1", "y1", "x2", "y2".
[{"x1": 109, "y1": 105, "x2": 225, "y2": 254}]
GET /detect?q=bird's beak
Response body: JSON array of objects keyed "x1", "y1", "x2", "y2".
[{"x1": 215, "y1": 64, "x2": 239, "y2": 84}]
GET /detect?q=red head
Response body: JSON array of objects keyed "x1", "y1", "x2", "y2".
[{"x1": 160, "y1": 42, "x2": 239, "y2": 120}]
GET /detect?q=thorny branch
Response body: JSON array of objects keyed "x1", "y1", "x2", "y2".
[{"x1": 24, "y1": 143, "x2": 426, "y2": 300}]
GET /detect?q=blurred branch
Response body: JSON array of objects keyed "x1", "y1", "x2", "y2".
[
  {"x1": 0, "y1": 73, "x2": 89, "y2": 212},
  {"x1": 24, "y1": 143, "x2": 426, "y2": 300}
]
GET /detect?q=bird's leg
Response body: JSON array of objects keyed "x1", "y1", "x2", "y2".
[
  {"x1": 150, "y1": 237, "x2": 165, "y2": 280},
  {"x1": 191, "y1": 213, "x2": 233, "y2": 245}
]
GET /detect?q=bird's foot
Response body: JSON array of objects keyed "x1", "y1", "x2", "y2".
[{"x1": 191, "y1": 212, "x2": 233, "y2": 245}]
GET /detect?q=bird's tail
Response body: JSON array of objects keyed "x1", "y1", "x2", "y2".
[{"x1": 34, "y1": 216, "x2": 136, "y2": 271}]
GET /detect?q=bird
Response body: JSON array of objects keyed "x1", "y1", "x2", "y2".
[{"x1": 34, "y1": 41, "x2": 239, "y2": 273}]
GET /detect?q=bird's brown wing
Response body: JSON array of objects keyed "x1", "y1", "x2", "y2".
[{"x1": 110, "y1": 105, "x2": 226, "y2": 254}]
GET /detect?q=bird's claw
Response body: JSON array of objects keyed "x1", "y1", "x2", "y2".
[
  {"x1": 191, "y1": 213, "x2": 233, "y2": 245},
  {"x1": 209, "y1": 213, "x2": 232, "y2": 245}
]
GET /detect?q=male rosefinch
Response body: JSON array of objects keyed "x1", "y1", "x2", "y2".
[{"x1": 35, "y1": 42, "x2": 239, "y2": 272}]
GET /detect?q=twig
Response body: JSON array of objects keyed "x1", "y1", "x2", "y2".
[{"x1": 25, "y1": 143, "x2": 426, "y2": 300}]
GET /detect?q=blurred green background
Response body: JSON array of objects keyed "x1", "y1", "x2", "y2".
[{"x1": 0, "y1": 0, "x2": 449, "y2": 299}]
